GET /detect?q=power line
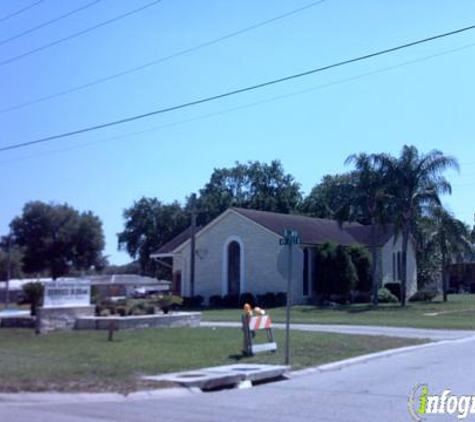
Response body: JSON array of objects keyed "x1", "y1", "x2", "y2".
[
  {"x1": 0, "y1": 0, "x2": 103, "y2": 47},
  {"x1": 0, "y1": 0, "x2": 162, "y2": 69},
  {"x1": 0, "y1": 0, "x2": 326, "y2": 115},
  {"x1": 0, "y1": 0, "x2": 44, "y2": 24},
  {"x1": 3, "y1": 39, "x2": 475, "y2": 165},
  {"x1": 2, "y1": 22, "x2": 475, "y2": 154}
]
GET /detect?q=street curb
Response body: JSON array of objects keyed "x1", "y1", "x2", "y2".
[
  {"x1": 0, "y1": 386, "x2": 199, "y2": 406},
  {"x1": 290, "y1": 334, "x2": 475, "y2": 377}
]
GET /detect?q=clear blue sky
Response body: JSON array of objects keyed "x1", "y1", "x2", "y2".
[{"x1": 1, "y1": 0, "x2": 475, "y2": 265}]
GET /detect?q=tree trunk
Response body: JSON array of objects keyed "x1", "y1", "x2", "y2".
[
  {"x1": 442, "y1": 263, "x2": 449, "y2": 302},
  {"x1": 400, "y1": 223, "x2": 410, "y2": 307},
  {"x1": 371, "y1": 216, "x2": 378, "y2": 305}
]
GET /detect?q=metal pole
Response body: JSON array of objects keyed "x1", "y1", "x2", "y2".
[
  {"x1": 285, "y1": 239, "x2": 292, "y2": 365},
  {"x1": 190, "y1": 194, "x2": 197, "y2": 297}
]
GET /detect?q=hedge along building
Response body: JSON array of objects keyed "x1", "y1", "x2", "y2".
[{"x1": 151, "y1": 208, "x2": 417, "y2": 304}]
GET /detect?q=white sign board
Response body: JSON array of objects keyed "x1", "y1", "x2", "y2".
[{"x1": 43, "y1": 279, "x2": 91, "y2": 308}]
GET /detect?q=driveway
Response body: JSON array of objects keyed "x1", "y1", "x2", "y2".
[{"x1": 2, "y1": 334, "x2": 475, "y2": 421}]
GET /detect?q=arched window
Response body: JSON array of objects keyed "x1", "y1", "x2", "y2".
[{"x1": 227, "y1": 241, "x2": 241, "y2": 296}]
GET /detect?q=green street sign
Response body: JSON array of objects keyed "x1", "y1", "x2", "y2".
[{"x1": 279, "y1": 229, "x2": 301, "y2": 245}]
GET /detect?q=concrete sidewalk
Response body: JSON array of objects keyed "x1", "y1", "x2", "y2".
[{"x1": 201, "y1": 321, "x2": 475, "y2": 340}]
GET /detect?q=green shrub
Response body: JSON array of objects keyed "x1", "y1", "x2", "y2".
[
  {"x1": 239, "y1": 292, "x2": 256, "y2": 308},
  {"x1": 150, "y1": 295, "x2": 183, "y2": 314},
  {"x1": 128, "y1": 306, "x2": 145, "y2": 316},
  {"x1": 90, "y1": 285, "x2": 100, "y2": 304},
  {"x1": 182, "y1": 295, "x2": 204, "y2": 309},
  {"x1": 22, "y1": 282, "x2": 44, "y2": 316},
  {"x1": 329, "y1": 294, "x2": 349, "y2": 305},
  {"x1": 99, "y1": 308, "x2": 111, "y2": 317},
  {"x1": 275, "y1": 292, "x2": 287, "y2": 307},
  {"x1": 378, "y1": 287, "x2": 399, "y2": 303},
  {"x1": 128, "y1": 301, "x2": 146, "y2": 316},
  {"x1": 99, "y1": 298, "x2": 124, "y2": 315},
  {"x1": 348, "y1": 244, "x2": 372, "y2": 292},
  {"x1": 222, "y1": 294, "x2": 239, "y2": 308},
  {"x1": 409, "y1": 288, "x2": 438, "y2": 302},
  {"x1": 257, "y1": 292, "x2": 276, "y2": 308},
  {"x1": 209, "y1": 295, "x2": 224, "y2": 308},
  {"x1": 116, "y1": 306, "x2": 127, "y2": 317},
  {"x1": 384, "y1": 282, "x2": 402, "y2": 301},
  {"x1": 145, "y1": 305, "x2": 156, "y2": 315},
  {"x1": 352, "y1": 291, "x2": 371, "y2": 304},
  {"x1": 114, "y1": 298, "x2": 128, "y2": 307},
  {"x1": 314, "y1": 242, "x2": 358, "y2": 298}
]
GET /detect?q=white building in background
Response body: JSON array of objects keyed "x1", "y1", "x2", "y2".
[{"x1": 151, "y1": 208, "x2": 417, "y2": 304}]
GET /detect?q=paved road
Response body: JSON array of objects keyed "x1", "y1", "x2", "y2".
[
  {"x1": 201, "y1": 321, "x2": 475, "y2": 340},
  {"x1": 2, "y1": 335, "x2": 475, "y2": 422}
]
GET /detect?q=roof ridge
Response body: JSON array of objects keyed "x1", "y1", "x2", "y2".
[{"x1": 231, "y1": 207, "x2": 363, "y2": 226}]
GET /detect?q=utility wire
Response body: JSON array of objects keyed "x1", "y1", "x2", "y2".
[
  {"x1": 3, "y1": 40, "x2": 475, "y2": 165},
  {"x1": 0, "y1": 0, "x2": 162, "y2": 68},
  {"x1": 0, "y1": 0, "x2": 326, "y2": 115},
  {"x1": 2, "y1": 22, "x2": 475, "y2": 154},
  {"x1": 0, "y1": 0, "x2": 103, "y2": 47},
  {"x1": 0, "y1": 0, "x2": 44, "y2": 24}
]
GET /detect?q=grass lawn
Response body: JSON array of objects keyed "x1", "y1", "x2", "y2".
[
  {"x1": 202, "y1": 295, "x2": 475, "y2": 330},
  {"x1": 0, "y1": 327, "x2": 425, "y2": 393}
]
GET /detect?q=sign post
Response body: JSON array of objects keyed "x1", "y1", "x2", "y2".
[{"x1": 279, "y1": 229, "x2": 301, "y2": 365}]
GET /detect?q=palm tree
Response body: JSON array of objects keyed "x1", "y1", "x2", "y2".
[
  {"x1": 345, "y1": 153, "x2": 389, "y2": 305},
  {"x1": 426, "y1": 206, "x2": 473, "y2": 301},
  {"x1": 376, "y1": 145, "x2": 459, "y2": 306}
]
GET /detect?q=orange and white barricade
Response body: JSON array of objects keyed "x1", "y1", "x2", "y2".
[{"x1": 242, "y1": 313, "x2": 277, "y2": 356}]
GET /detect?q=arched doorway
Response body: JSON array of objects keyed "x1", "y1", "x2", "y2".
[{"x1": 227, "y1": 241, "x2": 241, "y2": 296}]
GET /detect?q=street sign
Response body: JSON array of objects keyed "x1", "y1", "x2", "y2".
[
  {"x1": 279, "y1": 229, "x2": 301, "y2": 245},
  {"x1": 279, "y1": 229, "x2": 300, "y2": 366}
]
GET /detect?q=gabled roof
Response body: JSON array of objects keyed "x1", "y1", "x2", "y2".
[
  {"x1": 150, "y1": 208, "x2": 395, "y2": 256},
  {"x1": 232, "y1": 208, "x2": 359, "y2": 246},
  {"x1": 343, "y1": 223, "x2": 395, "y2": 247},
  {"x1": 152, "y1": 226, "x2": 203, "y2": 256}
]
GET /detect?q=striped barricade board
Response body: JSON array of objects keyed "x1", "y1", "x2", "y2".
[{"x1": 242, "y1": 314, "x2": 277, "y2": 356}]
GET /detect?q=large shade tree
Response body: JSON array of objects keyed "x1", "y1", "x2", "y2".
[
  {"x1": 118, "y1": 198, "x2": 189, "y2": 277},
  {"x1": 0, "y1": 246, "x2": 23, "y2": 280},
  {"x1": 192, "y1": 160, "x2": 302, "y2": 225},
  {"x1": 300, "y1": 173, "x2": 356, "y2": 221},
  {"x1": 377, "y1": 145, "x2": 459, "y2": 306},
  {"x1": 10, "y1": 201, "x2": 105, "y2": 279}
]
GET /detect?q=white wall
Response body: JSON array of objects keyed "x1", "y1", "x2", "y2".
[
  {"x1": 381, "y1": 235, "x2": 418, "y2": 297},
  {"x1": 174, "y1": 210, "x2": 306, "y2": 304}
]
